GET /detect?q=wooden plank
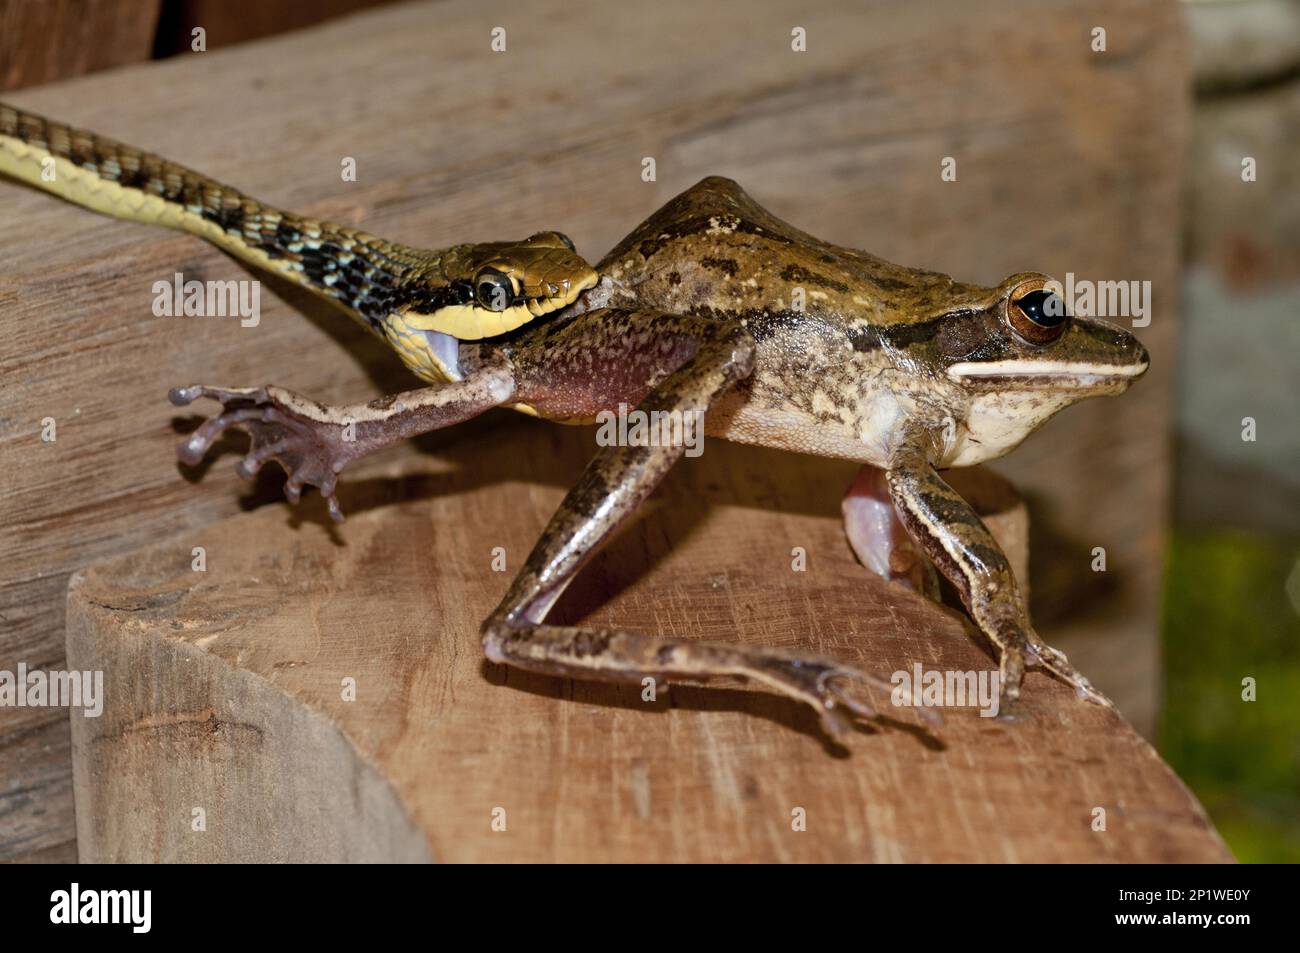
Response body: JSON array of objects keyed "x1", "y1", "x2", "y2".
[
  {"x1": 152, "y1": 0, "x2": 400, "y2": 57},
  {"x1": 1, "y1": 0, "x2": 1187, "y2": 860},
  {"x1": 0, "y1": 0, "x2": 161, "y2": 91},
  {"x1": 66, "y1": 439, "x2": 1229, "y2": 862}
]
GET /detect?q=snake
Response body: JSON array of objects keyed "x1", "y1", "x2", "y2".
[{"x1": 0, "y1": 102, "x2": 597, "y2": 382}]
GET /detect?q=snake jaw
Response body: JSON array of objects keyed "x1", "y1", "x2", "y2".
[
  {"x1": 380, "y1": 245, "x2": 598, "y2": 380},
  {"x1": 394, "y1": 260, "x2": 597, "y2": 345}
]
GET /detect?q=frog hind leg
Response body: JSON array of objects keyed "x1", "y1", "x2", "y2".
[
  {"x1": 886, "y1": 429, "x2": 1111, "y2": 715},
  {"x1": 842, "y1": 463, "x2": 941, "y2": 599},
  {"x1": 483, "y1": 311, "x2": 911, "y2": 736},
  {"x1": 169, "y1": 362, "x2": 514, "y2": 521}
]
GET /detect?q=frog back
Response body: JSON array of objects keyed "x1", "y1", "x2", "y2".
[{"x1": 597, "y1": 176, "x2": 983, "y2": 331}]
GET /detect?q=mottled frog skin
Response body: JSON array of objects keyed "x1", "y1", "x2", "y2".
[{"x1": 588, "y1": 177, "x2": 1146, "y2": 468}]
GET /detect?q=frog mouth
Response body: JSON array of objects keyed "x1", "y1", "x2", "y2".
[{"x1": 947, "y1": 358, "x2": 1148, "y2": 386}]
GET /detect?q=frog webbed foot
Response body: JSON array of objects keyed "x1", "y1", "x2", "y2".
[
  {"x1": 730, "y1": 646, "x2": 942, "y2": 733},
  {"x1": 170, "y1": 384, "x2": 358, "y2": 522},
  {"x1": 1013, "y1": 628, "x2": 1113, "y2": 711},
  {"x1": 483, "y1": 621, "x2": 934, "y2": 737},
  {"x1": 169, "y1": 370, "x2": 513, "y2": 523}
]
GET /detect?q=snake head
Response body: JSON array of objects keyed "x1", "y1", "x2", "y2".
[
  {"x1": 384, "y1": 231, "x2": 598, "y2": 383},
  {"x1": 394, "y1": 231, "x2": 598, "y2": 341}
]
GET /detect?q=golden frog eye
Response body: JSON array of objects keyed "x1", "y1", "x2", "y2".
[
  {"x1": 474, "y1": 269, "x2": 514, "y2": 312},
  {"x1": 1007, "y1": 283, "x2": 1069, "y2": 345}
]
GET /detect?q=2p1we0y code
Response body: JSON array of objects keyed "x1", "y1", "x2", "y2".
[{"x1": 1119, "y1": 889, "x2": 1252, "y2": 903}]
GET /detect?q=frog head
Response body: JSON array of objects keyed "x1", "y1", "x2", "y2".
[{"x1": 918, "y1": 273, "x2": 1149, "y2": 464}]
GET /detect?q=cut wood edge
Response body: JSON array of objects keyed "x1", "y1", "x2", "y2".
[
  {"x1": 58, "y1": 453, "x2": 1232, "y2": 863},
  {"x1": 65, "y1": 571, "x2": 433, "y2": 863}
]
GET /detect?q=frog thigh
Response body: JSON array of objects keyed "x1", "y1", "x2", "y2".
[{"x1": 842, "y1": 463, "x2": 940, "y2": 598}]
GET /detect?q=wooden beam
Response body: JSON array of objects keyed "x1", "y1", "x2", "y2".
[{"x1": 67, "y1": 439, "x2": 1230, "y2": 862}]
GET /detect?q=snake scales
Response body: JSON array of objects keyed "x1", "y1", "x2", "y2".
[{"x1": 0, "y1": 102, "x2": 595, "y2": 381}]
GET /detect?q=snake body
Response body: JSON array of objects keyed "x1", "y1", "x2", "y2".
[{"x1": 0, "y1": 103, "x2": 596, "y2": 381}]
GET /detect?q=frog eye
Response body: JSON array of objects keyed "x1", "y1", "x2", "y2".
[
  {"x1": 474, "y1": 269, "x2": 514, "y2": 312},
  {"x1": 1007, "y1": 286, "x2": 1068, "y2": 344}
]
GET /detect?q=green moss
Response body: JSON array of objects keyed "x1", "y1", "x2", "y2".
[{"x1": 1159, "y1": 531, "x2": 1300, "y2": 863}]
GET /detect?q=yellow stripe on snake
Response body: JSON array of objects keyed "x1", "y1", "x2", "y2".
[{"x1": 0, "y1": 102, "x2": 596, "y2": 381}]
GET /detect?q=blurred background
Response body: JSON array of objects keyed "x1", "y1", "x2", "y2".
[
  {"x1": 0, "y1": 0, "x2": 1295, "y2": 861},
  {"x1": 1164, "y1": 0, "x2": 1300, "y2": 864}
]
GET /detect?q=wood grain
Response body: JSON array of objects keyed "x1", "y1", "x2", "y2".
[
  {"x1": 152, "y1": 0, "x2": 400, "y2": 57},
  {"x1": 1, "y1": 0, "x2": 1187, "y2": 860},
  {"x1": 66, "y1": 433, "x2": 1228, "y2": 862},
  {"x1": 0, "y1": 0, "x2": 161, "y2": 91}
]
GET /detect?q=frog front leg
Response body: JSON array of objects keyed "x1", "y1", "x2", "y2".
[
  {"x1": 483, "y1": 311, "x2": 909, "y2": 735},
  {"x1": 169, "y1": 362, "x2": 514, "y2": 521},
  {"x1": 886, "y1": 428, "x2": 1110, "y2": 714}
]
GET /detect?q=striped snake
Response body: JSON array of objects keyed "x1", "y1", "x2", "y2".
[{"x1": 0, "y1": 102, "x2": 597, "y2": 382}]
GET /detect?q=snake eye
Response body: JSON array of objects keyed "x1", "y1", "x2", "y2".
[
  {"x1": 1007, "y1": 284, "x2": 1069, "y2": 345},
  {"x1": 474, "y1": 269, "x2": 514, "y2": 312},
  {"x1": 554, "y1": 232, "x2": 576, "y2": 253}
]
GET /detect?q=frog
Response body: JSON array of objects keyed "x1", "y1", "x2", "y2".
[{"x1": 176, "y1": 176, "x2": 1148, "y2": 734}]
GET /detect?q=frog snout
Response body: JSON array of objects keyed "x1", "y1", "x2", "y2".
[
  {"x1": 1116, "y1": 327, "x2": 1150, "y2": 378},
  {"x1": 1133, "y1": 339, "x2": 1151, "y2": 377}
]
